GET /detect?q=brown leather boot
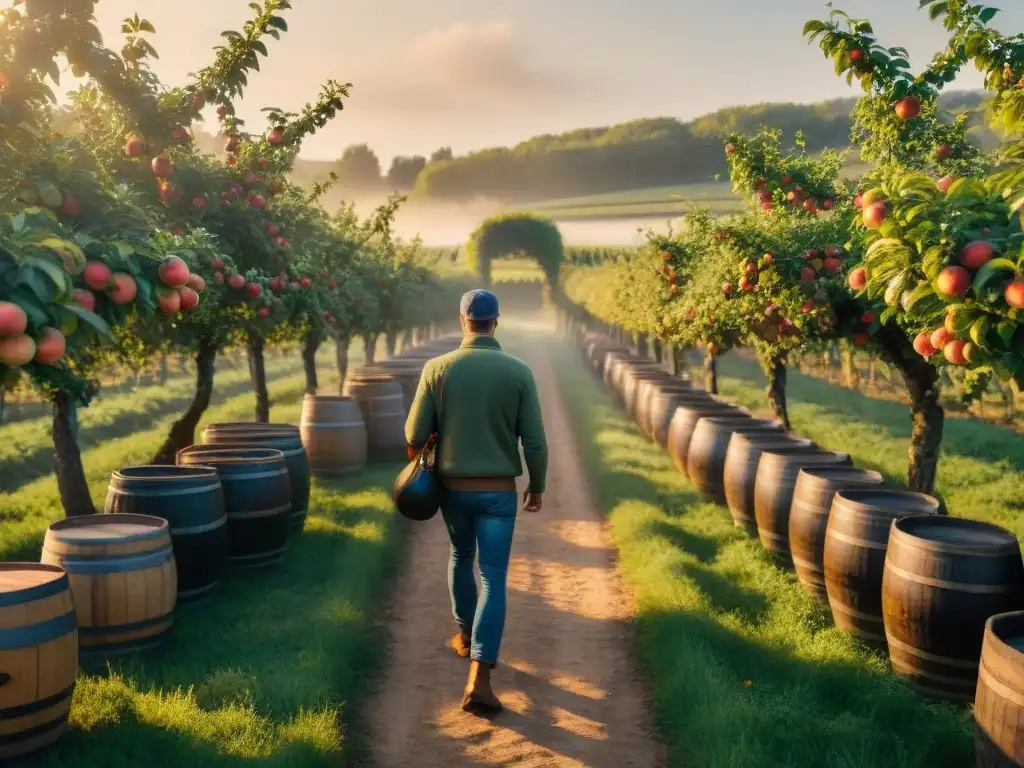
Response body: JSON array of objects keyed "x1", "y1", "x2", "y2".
[
  {"x1": 449, "y1": 630, "x2": 471, "y2": 659},
  {"x1": 461, "y1": 660, "x2": 503, "y2": 715}
]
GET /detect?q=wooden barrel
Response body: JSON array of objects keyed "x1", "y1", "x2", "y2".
[
  {"x1": 201, "y1": 430, "x2": 311, "y2": 533},
  {"x1": 41, "y1": 514, "x2": 176, "y2": 658},
  {"x1": 343, "y1": 372, "x2": 405, "y2": 423},
  {"x1": 608, "y1": 359, "x2": 662, "y2": 404},
  {"x1": 104, "y1": 465, "x2": 228, "y2": 602},
  {"x1": 177, "y1": 447, "x2": 292, "y2": 570},
  {"x1": 882, "y1": 515, "x2": 1024, "y2": 701},
  {"x1": 202, "y1": 422, "x2": 299, "y2": 439},
  {"x1": 635, "y1": 377, "x2": 685, "y2": 437},
  {"x1": 666, "y1": 401, "x2": 750, "y2": 477},
  {"x1": 687, "y1": 417, "x2": 785, "y2": 503},
  {"x1": 361, "y1": 362, "x2": 422, "y2": 413},
  {"x1": 299, "y1": 395, "x2": 367, "y2": 477},
  {"x1": 645, "y1": 384, "x2": 712, "y2": 446},
  {"x1": 825, "y1": 490, "x2": 942, "y2": 646},
  {"x1": 976, "y1": 610, "x2": 1024, "y2": 767},
  {"x1": 788, "y1": 467, "x2": 884, "y2": 602},
  {"x1": 723, "y1": 433, "x2": 814, "y2": 537},
  {"x1": 366, "y1": 391, "x2": 408, "y2": 462},
  {"x1": 754, "y1": 448, "x2": 852, "y2": 566},
  {"x1": 0, "y1": 563, "x2": 77, "y2": 763},
  {"x1": 623, "y1": 371, "x2": 669, "y2": 422}
]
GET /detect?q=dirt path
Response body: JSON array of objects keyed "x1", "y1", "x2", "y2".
[{"x1": 367, "y1": 333, "x2": 664, "y2": 768}]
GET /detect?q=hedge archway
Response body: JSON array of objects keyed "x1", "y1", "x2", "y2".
[{"x1": 466, "y1": 213, "x2": 564, "y2": 289}]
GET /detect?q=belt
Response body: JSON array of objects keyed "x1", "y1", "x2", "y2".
[{"x1": 442, "y1": 476, "x2": 517, "y2": 492}]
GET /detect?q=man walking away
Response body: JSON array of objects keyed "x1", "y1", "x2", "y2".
[{"x1": 405, "y1": 289, "x2": 548, "y2": 715}]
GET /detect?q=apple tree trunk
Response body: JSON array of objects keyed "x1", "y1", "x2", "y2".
[
  {"x1": 384, "y1": 331, "x2": 397, "y2": 359},
  {"x1": 764, "y1": 354, "x2": 791, "y2": 432},
  {"x1": 302, "y1": 328, "x2": 321, "y2": 396},
  {"x1": 704, "y1": 351, "x2": 718, "y2": 394},
  {"x1": 877, "y1": 325, "x2": 945, "y2": 497},
  {"x1": 652, "y1": 338, "x2": 663, "y2": 364},
  {"x1": 636, "y1": 333, "x2": 649, "y2": 358},
  {"x1": 151, "y1": 340, "x2": 217, "y2": 464},
  {"x1": 52, "y1": 390, "x2": 96, "y2": 517},
  {"x1": 363, "y1": 333, "x2": 377, "y2": 365},
  {"x1": 335, "y1": 335, "x2": 351, "y2": 394},
  {"x1": 247, "y1": 334, "x2": 270, "y2": 423}
]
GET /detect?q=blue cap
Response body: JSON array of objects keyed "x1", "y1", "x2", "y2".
[{"x1": 460, "y1": 289, "x2": 499, "y2": 321}]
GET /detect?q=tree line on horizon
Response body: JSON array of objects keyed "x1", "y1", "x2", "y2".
[{"x1": 198, "y1": 91, "x2": 1000, "y2": 203}]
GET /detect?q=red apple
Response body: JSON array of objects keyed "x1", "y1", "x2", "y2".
[
  {"x1": 228, "y1": 274, "x2": 246, "y2": 290},
  {"x1": 744, "y1": 261, "x2": 757, "y2": 275},
  {"x1": 895, "y1": 95, "x2": 922, "y2": 120},
  {"x1": 853, "y1": 332, "x2": 870, "y2": 348},
  {"x1": 931, "y1": 326, "x2": 955, "y2": 351},
  {"x1": 862, "y1": 203, "x2": 888, "y2": 229},
  {"x1": 270, "y1": 279, "x2": 285, "y2": 294},
  {"x1": 275, "y1": 236, "x2": 287, "y2": 247},
  {"x1": 269, "y1": 179, "x2": 283, "y2": 194},
  {"x1": 158, "y1": 256, "x2": 190, "y2": 288},
  {"x1": 937, "y1": 174, "x2": 953, "y2": 193},
  {"x1": 850, "y1": 49, "x2": 864, "y2": 62},
  {"x1": 83, "y1": 261, "x2": 113, "y2": 291},
  {"x1": 248, "y1": 194, "x2": 266, "y2": 209},
  {"x1": 800, "y1": 267, "x2": 816, "y2": 283},
  {"x1": 210, "y1": 258, "x2": 225, "y2": 271},
  {"x1": 327, "y1": 280, "x2": 337, "y2": 289},
  {"x1": 1005, "y1": 278, "x2": 1024, "y2": 309},
  {"x1": 822, "y1": 199, "x2": 833, "y2": 210},
  {"x1": 936, "y1": 266, "x2": 971, "y2": 297},
  {"x1": 782, "y1": 176, "x2": 792, "y2": 184},
  {"x1": 913, "y1": 331, "x2": 936, "y2": 358},
  {"x1": 960, "y1": 241, "x2": 996, "y2": 270},
  {"x1": 245, "y1": 283, "x2": 262, "y2": 298},
  {"x1": 59, "y1": 196, "x2": 79, "y2": 217},
  {"x1": 266, "y1": 224, "x2": 281, "y2": 237},
  {"x1": 800, "y1": 299, "x2": 815, "y2": 313},
  {"x1": 124, "y1": 134, "x2": 146, "y2": 157},
  {"x1": 108, "y1": 273, "x2": 137, "y2": 304},
  {"x1": 178, "y1": 287, "x2": 200, "y2": 311},
  {"x1": 0, "y1": 301, "x2": 28, "y2": 336},
  {"x1": 853, "y1": 192, "x2": 864, "y2": 209},
  {"x1": 935, "y1": 143, "x2": 952, "y2": 159},
  {"x1": 158, "y1": 289, "x2": 181, "y2": 314},
  {"x1": 862, "y1": 312, "x2": 877, "y2": 324},
  {"x1": 186, "y1": 274, "x2": 206, "y2": 293},
  {"x1": 944, "y1": 339, "x2": 968, "y2": 365},
  {"x1": 823, "y1": 246, "x2": 843, "y2": 260},
  {"x1": 71, "y1": 289, "x2": 95, "y2": 313},
  {"x1": 739, "y1": 277, "x2": 755, "y2": 292},
  {"x1": 267, "y1": 127, "x2": 285, "y2": 145},
  {"x1": 258, "y1": 307, "x2": 270, "y2": 318},
  {"x1": 761, "y1": 202, "x2": 773, "y2": 212},
  {"x1": 848, "y1": 267, "x2": 867, "y2": 290},
  {"x1": 725, "y1": 143, "x2": 735, "y2": 154},
  {"x1": 0, "y1": 335, "x2": 35, "y2": 366},
  {"x1": 193, "y1": 196, "x2": 207, "y2": 208},
  {"x1": 244, "y1": 172, "x2": 258, "y2": 185},
  {"x1": 722, "y1": 282, "x2": 734, "y2": 295},
  {"x1": 823, "y1": 257, "x2": 842, "y2": 273},
  {"x1": 763, "y1": 253, "x2": 774, "y2": 265},
  {"x1": 299, "y1": 277, "x2": 311, "y2": 288},
  {"x1": 151, "y1": 155, "x2": 173, "y2": 177}
]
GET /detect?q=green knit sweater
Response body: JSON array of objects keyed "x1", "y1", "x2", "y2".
[{"x1": 404, "y1": 335, "x2": 548, "y2": 493}]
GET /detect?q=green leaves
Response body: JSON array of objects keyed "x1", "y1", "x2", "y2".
[{"x1": 972, "y1": 257, "x2": 1018, "y2": 299}]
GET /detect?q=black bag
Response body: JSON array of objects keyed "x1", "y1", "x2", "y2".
[{"x1": 393, "y1": 433, "x2": 441, "y2": 521}]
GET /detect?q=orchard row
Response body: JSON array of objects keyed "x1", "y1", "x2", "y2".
[
  {"x1": 0, "y1": 2, "x2": 470, "y2": 517},
  {"x1": 560, "y1": 1, "x2": 1024, "y2": 496}
]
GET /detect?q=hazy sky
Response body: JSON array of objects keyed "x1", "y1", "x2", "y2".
[{"x1": 78, "y1": 0, "x2": 1024, "y2": 166}]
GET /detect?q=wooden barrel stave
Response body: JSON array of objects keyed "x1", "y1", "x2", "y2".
[
  {"x1": 299, "y1": 395, "x2": 368, "y2": 477},
  {"x1": 788, "y1": 467, "x2": 884, "y2": 602},
  {"x1": 41, "y1": 514, "x2": 176, "y2": 659},
  {"x1": 882, "y1": 515, "x2": 1024, "y2": 701},
  {"x1": 104, "y1": 465, "x2": 228, "y2": 602},
  {"x1": 177, "y1": 447, "x2": 292, "y2": 570},
  {"x1": 366, "y1": 393, "x2": 408, "y2": 462},
  {"x1": 723, "y1": 434, "x2": 814, "y2": 537},
  {"x1": 0, "y1": 563, "x2": 78, "y2": 764},
  {"x1": 646, "y1": 386, "x2": 711, "y2": 447}
]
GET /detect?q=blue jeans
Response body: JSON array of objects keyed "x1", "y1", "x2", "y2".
[{"x1": 440, "y1": 490, "x2": 518, "y2": 664}]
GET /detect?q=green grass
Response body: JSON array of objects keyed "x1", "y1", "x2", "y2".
[
  {"x1": 553, "y1": 339, "x2": 979, "y2": 768},
  {"x1": 2, "y1": 360, "x2": 402, "y2": 766}
]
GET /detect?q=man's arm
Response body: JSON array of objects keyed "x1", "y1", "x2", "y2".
[
  {"x1": 404, "y1": 365, "x2": 437, "y2": 457},
  {"x1": 516, "y1": 369, "x2": 548, "y2": 493}
]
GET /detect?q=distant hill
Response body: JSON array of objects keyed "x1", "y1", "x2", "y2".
[
  {"x1": 197, "y1": 91, "x2": 1000, "y2": 206},
  {"x1": 411, "y1": 91, "x2": 998, "y2": 203}
]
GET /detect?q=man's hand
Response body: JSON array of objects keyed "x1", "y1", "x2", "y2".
[{"x1": 523, "y1": 491, "x2": 543, "y2": 513}]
